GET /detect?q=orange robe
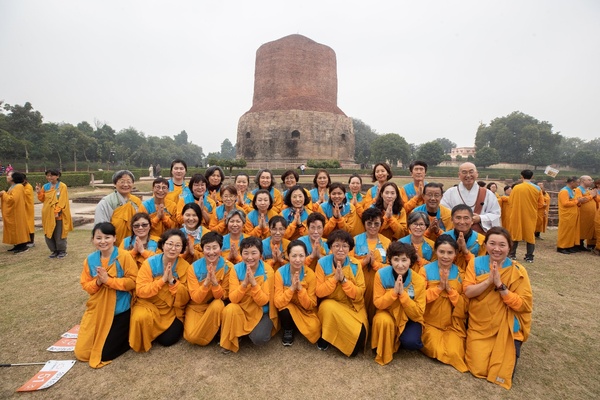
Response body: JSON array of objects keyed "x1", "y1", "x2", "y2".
[
  {"x1": 23, "y1": 183, "x2": 35, "y2": 236},
  {"x1": 500, "y1": 195, "x2": 511, "y2": 231},
  {"x1": 463, "y1": 256, "x2": 532, "y2": 390},
  {"x1": 575, "y1": 186, "x2": 596, "y2": 241},
  {"x1": 37, "y1": 181, "x2": 73, "y2": 239},
  {"x1": 184, "y1": 257, "x2": 232, "y2": 345},
  {"x1": 129, "y1": 254, "x2": 190, "y2": 352},
  {"x1": 74, "y1": 247, "x2": 137, "y2": 368},
  {"x1": 274, "y1": 263, "x2": 321, "y2": 343},
  {"x1": 419, "y1": 262, "x2": 468, "y2": 372},
  {"x1": 535, "y1": 191, "x2": 551, "y2": 234},
  {"x1": 509, "y1": 182, "x2": 544, "y2": 243},
  {"x1": 112, "y1": 194, "x2": 145, "y2": 246},
  {"x1": 371, "y1": 266, "x2": 425, "y2": 365},
  {"x1": 220, "y1": 261, "x2": 279, "y2": 352},
  {"x1": 557, "y1": 187, "x2": 580, "y2": 249},
  {"x1": 316, "y1": 254, "x2": 368, "y2": 357},
  {"x1": 0, "y1": 184, "x2": 30, "y2": 245}
]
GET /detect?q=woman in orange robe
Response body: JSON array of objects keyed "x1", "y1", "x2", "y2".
[{"x1": 0, "y1": 171, "x2": 31, "y2": 252}]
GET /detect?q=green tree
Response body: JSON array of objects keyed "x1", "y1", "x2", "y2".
[
  {"x1": 557, "y1": 137, "x2": 586, "y2": 167},
  {"x1": 370, "y1": 133, "x2": 410, "y2": 167},
  {"x1": 352, "y1": 118, "x2": 378, "y2": 166},
  {"x1": 3, "y1": 102, "x2": 44, "y2": 172},
  {"x1": 220, "y1": 138, "x2": 236, "y2": 160},
  {"x1": 570, "y1": 149, "x2": 600, "y2": 173},
  {"x1": 174, "y1": 130, "x2": 188, "y2": 146},
  {"x1": 433, "y1": 138, "x2": 456, "y2": 154},
  {"x1": 474, "y1": 147, "x2": 500, "y2": 168},
  {"x1": 475, "y1": 111, "x2": 562, "y2": 165},
  {"x1": 416, "y1": 141, "x2": 445, "y2": 166}
]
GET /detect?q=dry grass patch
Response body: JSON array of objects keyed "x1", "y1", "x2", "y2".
[{"x1": 1, "y1": 229, "x2": 599, "y2": 399}]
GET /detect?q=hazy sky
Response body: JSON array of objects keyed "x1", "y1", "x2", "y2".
[{"x1": 1, "y1": 0, "x2": 599, "y2": 155}]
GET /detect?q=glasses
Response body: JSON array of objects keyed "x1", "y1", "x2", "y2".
[
  {"x1": 117, "y1": 179, "x2": 133, "y2": 185},
  {"x1": 164, "y1": 242, "x2": 183, "y2": 249},
  {"x1": 411, "y1": 223, "x2": 427, "y2": 228},
  {"x1": 154, "y1": 185, "x2": 169, "y2": 191},
  {"x1": 331, "y1": 243, "x2": 350, "y2": 250},
  {"x1": 424, "y1": 193, "x2": 442, "y2": 199},
  {"x1": 222, "y1": 195, "x2": 236, "y2": 200},
  {"x1": 132, "y1": 223, "x2": 150, "y2": 229},
  {"x1": 365, "y1": 221, "x2": 381, "y2": 228}
]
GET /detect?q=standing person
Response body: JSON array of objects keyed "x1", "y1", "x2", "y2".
[
  {"x1": 535, "y1": 182, "x2": 551, "y2": 240},
  {"x1": 371, "y1": 242, "x2": 425, "y2": 365},
  {"x1": 94, "y1": 170, "x2": 145, "y2": 246},
  {"x1": 152, "y1": 163, "x2": 158, "y2": 178},
  {"x1": 557, "y1": 177, "x2": 585, "y2": 254},
  {"x1": 36, "y1": 169, "x2": 73, "y2": 258},
  {"x1": 441, "y1": 162, "x2": 501, "y2": 233},
  {"x1": 0, "y1": 171, "x2": 31, "y2": 253},
  {"x1": 220, "y1": 237, "x2": 279, "y2": 353},
  {"x1": 184, "y1": 232, "x2": 232, "y2": 346},
  {"x1": 309, "y1": 169, "x2": 331, "y2": 212},
  {"x1": 300, "y1": 163, "x2": 306, "y2": 175},
  {"x1": 419, "y1": 235, "x2": 468, "y2": 373},
  {"x1": 205, "y1": 165, "x2": 225, "y2": 206},
  {"x1": 507, "y1": 170, "x2": 545, "y2": 263},
  {"x1": 164, "y1": 159, "x2": 188, "y2": 204},
  {"x1": 575, "y1": 175, "x2": 599, "y2": 251},
  {"x1": 399, "y1": 160, "x2": 428, "y2": 205},
  {"x1": 74, "y1": 223, "x2": 138, "y2": 368},
  {"x1": 315, "y1": 230, "x2": 368, "y2": 356},
  {"x1": 463, "y1": 227, "x2": 533, "y2": 390},
  {"x1": 23, "y1": 175, "x2": 35, "y2": 247},
  {"x1": 148, "y1": 164, "x2": 154, "y2": 178},
  {"x1": 500, "y1": 185, "x2": 513, "y2": 231},
  {"x1": 274, "y1": 240, "x2": 321, "y2": 346},
  {"x1": 253, "y1": 169, "x2": 284, "y2": 213},
  {"x1": 364, "y1": 162, "x2": 392, "y2": 207},
  {"x1": 130, "y1": 229, "x2": 190, "y2": 352},
  {"x1": 142, "y1": 178, "x2": 178, "y2": 237}
]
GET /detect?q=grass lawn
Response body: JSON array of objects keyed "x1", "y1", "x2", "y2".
[{"x1": 1, "y1": 213, "x2": 598, "y2": 398}]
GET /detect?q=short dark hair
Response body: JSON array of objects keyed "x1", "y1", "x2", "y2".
[
  {"x1": 348, "y1": 173, "x2": 362, "y2": 185},
  {"x1": 170, "y1": 159, "x2": 187, "y2": 175},
  {"x1": 521, "y1": 169, "x2": 534, "y2": 180},
  {"x1": 451, "y1": 204, "x2": 473, "y2": 216},
  {"x1": 361, "y1": 207, "x2": 382, "y2": 224},
  {"x1": 181, "y1": 202, "x2": 203, "y2": 229},
  {"x1": 188, "y1": 174, "x2": 208, "y2": 190},
  {"x1": 268, "y1": 215, "x2": 288, "y2": 229},
  {"x1": 205, "y1": 166, "x2": 225, "y2": 184},
  {"x1": 158, "y1": 229, "x2": 188, "y2": 253},
  {"x1": 435, "y1": 234, "x2": 458, "y2": 251},
  {"x1": 201, "y1": 231, "x2": 224, "y2": 249},
  {"x1": 220, "y1": 185, "x2": 237, "y2": 197},
  {"x1": 284, "y1": 185, "x2": 310, "y2": 208},
  {"x1": 306, "y1": 212, "x2": 326, "y2": 228},
  {"x1": 409, "y1": 160, "x2": 428, "y2": 173},
  {"x1": 11, "y1": 171, "x2": 26, "y2": 184},
  {"x1": 45, "y1": 169, "x2": 61, "y2": 177},
  {"x1": 252, "y1": 189, "x2": 274, "y2": 210},
  {"x1": 386, "y1": 242, "x2": 418, "y2": 265},
  {"x1": 240, "y1": 236, "x2": 263, "y2": 255},
  {"x1": 152, "y1": 177, "x2": 169, "y2": 187},
  {"x1": 287, "y1": 239, "x2": 308, "y2": 256},
  {"x1": 91, "y1": 222, "x2": 116, "y2": 238},
  {"x1": 326, "y1": 230, "x2": 354, "y2": 251},
  {"x1": 408, "y1": 211, "x2": 430, "y2": 228},
  {"x1": 423, "y1": 182, "x2": 443, "y2": 196},
  {"x1": 281, "y1": 169, "x2": 299, "y2": 183},
  {"x1": 484, "y1": 226, "x2": 513, "y2": 250},
  {"x1": 486, "y1": 182, "x2": 497, "y2": 190}
]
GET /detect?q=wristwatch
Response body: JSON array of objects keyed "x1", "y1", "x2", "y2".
[
  {"x1": 169, "y1": 278, "x2": 177, "y2": 285},
  {"x1": 494, "y1": 283, "x2": 507, "y2": 292}
]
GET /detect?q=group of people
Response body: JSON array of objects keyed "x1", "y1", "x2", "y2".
[{"x1": 70, "y1": 159, "x2": 544, "y2": 390}]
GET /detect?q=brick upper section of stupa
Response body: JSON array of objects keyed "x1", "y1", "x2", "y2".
[{"x1": 245, "y1": 34, "x2": 346, "y2": 116}]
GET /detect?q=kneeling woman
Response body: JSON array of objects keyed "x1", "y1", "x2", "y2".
[
  {"x1": 75, "y1": 223, "x2": 138, "y2": 368},
  {"x1": 463, "y1": 227, "x2": 532, "y2": 390},
  {"x1": 184, "y1": 232, "x2": 232, "y2": 346},
  {"x1": 130, "y1": 229, "x2": 190, "y2": 352},
  {"x1": 315, "y1": 230, "x2": 368, "y2": 356},
  {"x1": 371, "y1": 242, "x2": 425, "y2": 365},
  {"x1": 274, "y1": 240, "x2": 321, "y2": 346},
  {"x1": 419, "y1": 235, "x2": 468, "y2": 373},
  {"x1": 220, "y1": 237, "x2": 279, "y2": 353}
]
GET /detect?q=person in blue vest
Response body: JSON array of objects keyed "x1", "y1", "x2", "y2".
[
  {"x1": 120, "y1": 212, "x2": 160, "y2": 269},
  {"x1": 400, "y1": 160, "x2": 428, "y2": 205},
  {"x1": 299, "y1": 212, "x2": 330, "y2": 271},
  {"x1": 282, "y1": 185, "x2": 312, "y2": 240},
  {"x1": 371, "y1": 241, "x2": 425, "y2": 365},
  {"x1": 142, "y1": 178, "x2": 178, "y2": 238},
  {"x1": 443, "y1": 204, "x2": 486, "y2": 280},
  {"x1": 175, "y1": 174, "x2": 215, "y2": 229},
  {"x1": 399, "y1": 211, "x2": 436, "y2": 273},
  {"x1": 253, "y1": 169, "x2": 284, "y2": 213},
  {"x1": 309, "y1": 169, "x2": 331, "y2": 212}
]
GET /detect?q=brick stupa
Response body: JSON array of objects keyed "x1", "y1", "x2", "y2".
[{"x1": 236, "y1": 34, "x2": 355, "y2": 168}]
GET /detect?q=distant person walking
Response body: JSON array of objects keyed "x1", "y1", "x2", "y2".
[
  {"x1": 0, "y1": 171, "x2": 31, "y2": 253},
  {"x1": 36, "y1": 169, "x2": 73, "y2": 258}
]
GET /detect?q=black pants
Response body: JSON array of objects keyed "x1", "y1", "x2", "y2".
[
  {"x1": 156, "y1": 317, "x2": 183, "y2": 347},
  {"x1": 102, "y1": 309, "x2": 131, "y2": 362},
  {"x1": 279, "y1": 308, "x2": 295, "y2": 331}
]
